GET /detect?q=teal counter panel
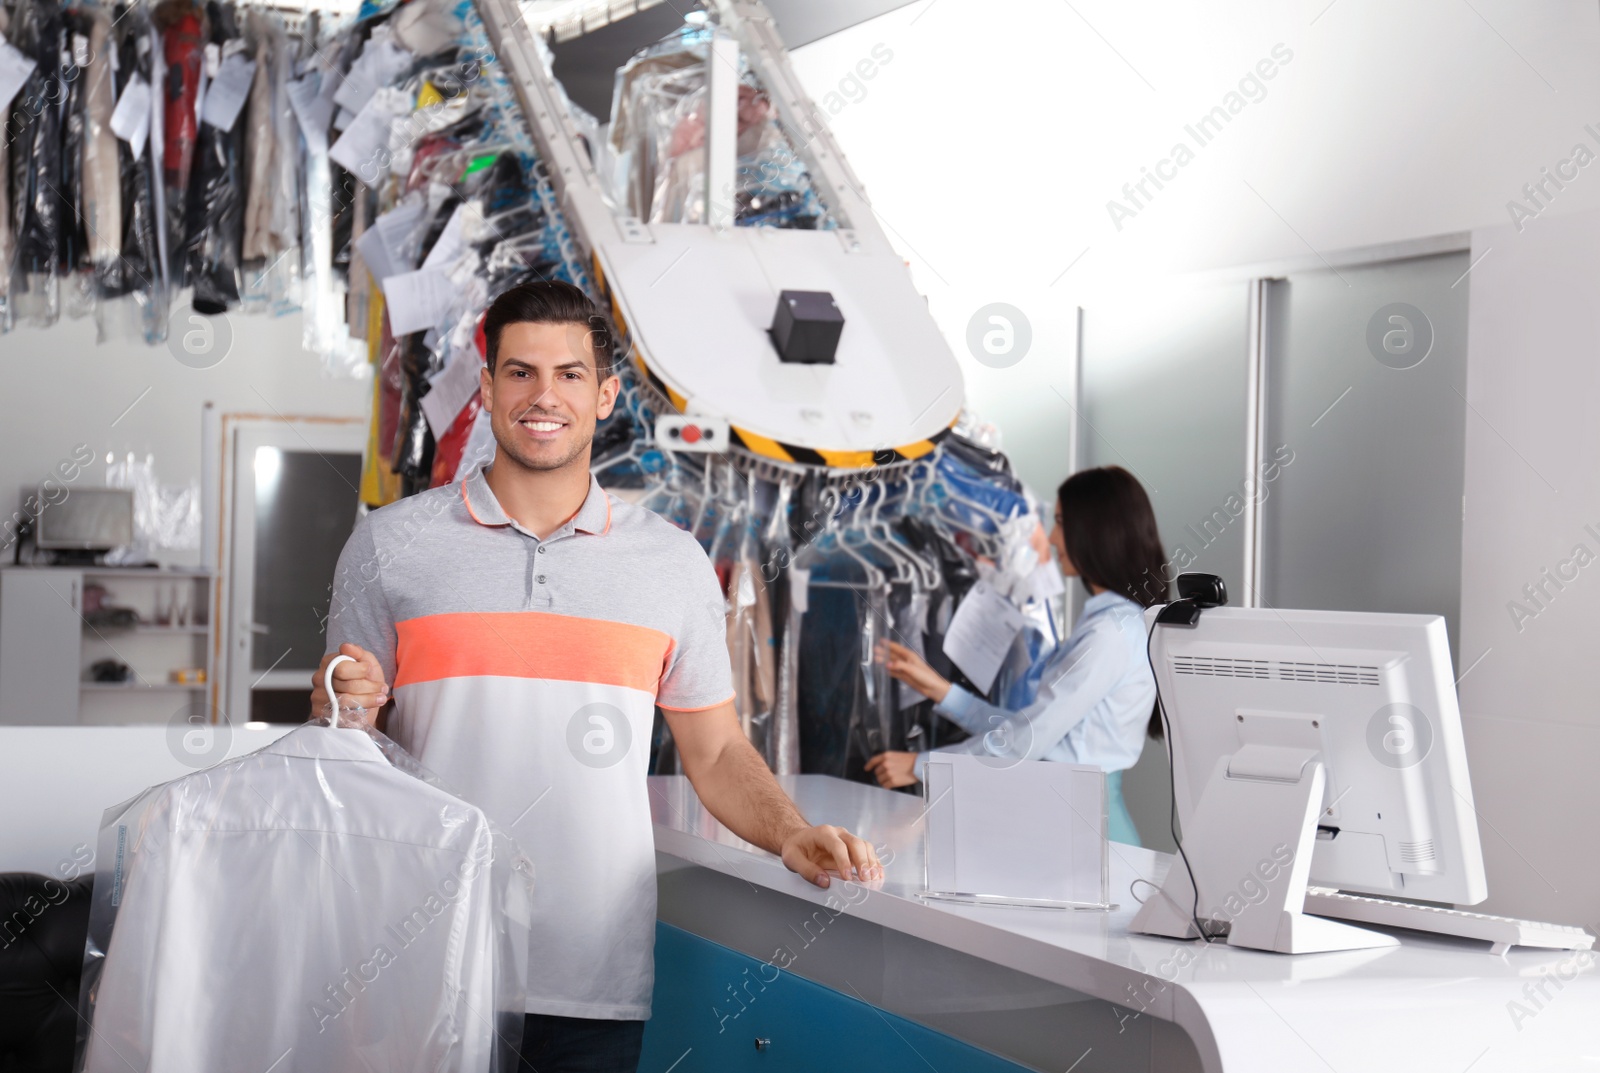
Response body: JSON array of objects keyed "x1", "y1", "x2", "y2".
[{"x1": 642, "y1": 922, "x2": 1036, "y2": 1073}]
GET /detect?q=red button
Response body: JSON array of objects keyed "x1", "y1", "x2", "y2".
[{"x1": 681, "y1": 424, "x2": 702, "y2": 444}]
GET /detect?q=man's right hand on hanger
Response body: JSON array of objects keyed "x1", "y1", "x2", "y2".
[{"x1": 311, "y1": 644, "x2": 389, "y2": 725}]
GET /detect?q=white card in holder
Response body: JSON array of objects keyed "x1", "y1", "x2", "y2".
[{"x1": 922, "y1": 754, "x2": 1112, "y2": 909}]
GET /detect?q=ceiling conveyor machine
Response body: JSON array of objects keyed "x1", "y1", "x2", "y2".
[{"x1": 474, "y1": 0, "x2": 966, "y2": 477}]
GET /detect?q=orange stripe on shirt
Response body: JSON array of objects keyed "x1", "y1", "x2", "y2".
[{"x1": 394, "y1": 611, "x2": 673, "y2": 694}]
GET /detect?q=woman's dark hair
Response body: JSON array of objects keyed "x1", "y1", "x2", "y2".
[
  {"x1": 1055, "y1": 466, "x2": 1170, "y2": 738},
  {"x1": 483, "y1": 280, "x2": 614, "y2": 376}
]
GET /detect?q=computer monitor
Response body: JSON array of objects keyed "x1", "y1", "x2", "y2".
[
  {"x1": 34, "y1": 488, "x2": 134, "y2": 551},
  {"x1": 1130, "y1": 604, "x2": 1487, "y2": 953}
]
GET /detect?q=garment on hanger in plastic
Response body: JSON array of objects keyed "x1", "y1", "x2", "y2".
[{"x1": 78, "y1": 721, "x2": 532, "y2": 1073}]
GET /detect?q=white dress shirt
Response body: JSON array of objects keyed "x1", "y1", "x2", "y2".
[{"x1": 84, "y1": 724, "x2": 522, "y2": 1073}]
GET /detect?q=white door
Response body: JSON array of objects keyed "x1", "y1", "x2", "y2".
[{"x1": 220, "y1": 418, "x2": 365, "y2": 724}]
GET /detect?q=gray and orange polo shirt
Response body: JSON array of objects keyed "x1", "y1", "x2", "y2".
[{"x1": 326, "y1": 464, "x2": 733, "y2": 1019}]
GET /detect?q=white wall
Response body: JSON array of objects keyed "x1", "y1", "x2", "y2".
[
  {"x1": 0, "y1": 304, "x2": 369, "y2": 567},
  {"x1": 0, "y1": 724, "x2": 295, "y2": 874},
  {"x1": 790, "y1": 0, "x2": 1600, "y2": 495},
  {"x1": 1456, "y1": 215, "x2": 1600, "y2": 926}
]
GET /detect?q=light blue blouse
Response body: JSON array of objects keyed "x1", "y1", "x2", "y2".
[{"x1": 915, "y1": 591, "x2": 1156, "y2": 779}]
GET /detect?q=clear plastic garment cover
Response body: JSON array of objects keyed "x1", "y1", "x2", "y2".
[{"x1": 74, "y1": 657, "x2": 533, "y2": 1073}]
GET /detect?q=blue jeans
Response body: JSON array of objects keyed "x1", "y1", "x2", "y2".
[{"x1": 518, "y1": 1013, "x2": 645, "y2": 1073}]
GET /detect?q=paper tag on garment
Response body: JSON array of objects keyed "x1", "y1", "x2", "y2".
[
  {"x1": 0, "y1": 38, "x2": 37, "y2": 111},
  {"x1": 420, "y1": 347, "x2": 483, "y2": 438},
  {"x1": 354, "y1": 195, "x2": 426, "y2": 281},
  {"x1": 329, "y1": 88, "x2": 404, "y2": 177},
  {"x1": 110, "y1": 74, "x2": 152, "y2": 161},
  {"x1": 1030, "y1": 561, "x2": 1066, "y2": 602},
  {"x1": 203, "y1": 42, "x2": 221, "y2": 78},
  {"x1": 788, "y1": 566, "x2": 809, "y2": 615},
  {"x1": 382, "y1": 267, "x2": 454, "y2": 336},
  {"x1": 200, "y1": 52, "x2": 255, "y2": 130},
  {"x1": 421, "y1": 201, "x2": 473, "y2": 271},
  {"x1": 736, "y1": 568, "x2": 758, "y2": 610},
  {"x1": 332, "y1": 37, "x2": 412, "y2": 115},
  {"x1": 941, "y1": 580, "x2": 1026, "y2": 694},
  {"x1": 72, "y1": 33, "x2": 90, "y2": 68}
]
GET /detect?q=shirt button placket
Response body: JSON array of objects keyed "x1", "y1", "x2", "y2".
[{"x1": 525, "y1": 542, "x2": 537, "y2": 607}]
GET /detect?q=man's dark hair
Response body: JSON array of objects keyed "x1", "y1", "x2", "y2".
[
  {"x1": 483, "y1": 280, "x2": 615, "y2": 377},
  {"x1": 1055, "y1": 465, "x2": 1170, "y2": 739}
]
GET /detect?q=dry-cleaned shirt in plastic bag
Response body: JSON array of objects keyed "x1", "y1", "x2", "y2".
[{"x1": 78, "y1": 722, "x2": 531, "y2": 1073}]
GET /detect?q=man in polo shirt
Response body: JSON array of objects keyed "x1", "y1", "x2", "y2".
[{"x1": 313, "y1": 281, "x2": 881, "y2": 1072}]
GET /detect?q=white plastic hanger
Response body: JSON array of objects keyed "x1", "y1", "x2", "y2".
[{"x1": 322, "y1": 654, "x2": 364, "y2": 732}]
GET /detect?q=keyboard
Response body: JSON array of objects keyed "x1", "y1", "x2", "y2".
[{"x1": 1304, "y1": 888, "x2": 1595, "y2": 954}]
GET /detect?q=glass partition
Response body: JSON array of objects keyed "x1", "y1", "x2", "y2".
[
  {"x1": 1079, "y1": 282, "x2": 1254, "y2": 604},
  {"x1": 1260, "y1": 252, "x2": 1468, "y2": 658}
]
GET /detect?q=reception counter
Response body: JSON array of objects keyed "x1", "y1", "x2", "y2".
[{"x1": 644, "y1": 775, "x2": 1596, "y2": 1073}]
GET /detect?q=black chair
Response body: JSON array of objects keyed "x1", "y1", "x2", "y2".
[{"x1": 0, "y1": 873, "x2": 94, "y2": 1073}]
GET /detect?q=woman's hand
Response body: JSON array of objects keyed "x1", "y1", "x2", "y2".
[
  {"x1": 865, "y1": 751, "x2": 920, "y2": 789},
  {"x1": 879, "y1": 640, "x2": 952, "y2": 703}
]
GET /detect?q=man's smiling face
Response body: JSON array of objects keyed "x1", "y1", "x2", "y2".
[{"x1": 481, "y1": 320, "x2": 619, "y2": 474}]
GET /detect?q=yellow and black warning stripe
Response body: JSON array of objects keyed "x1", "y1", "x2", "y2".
[
  {"x1": 633, "y1": 352, "x2": 954, "y2": 470},
  {"x1": 592, "y1": 252, "x2": 629, "y2": 340}
]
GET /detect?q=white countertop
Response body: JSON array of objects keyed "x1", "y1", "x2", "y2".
[{"x1": 650, "y1": 774, "x2": 1598, "y2": 1073}]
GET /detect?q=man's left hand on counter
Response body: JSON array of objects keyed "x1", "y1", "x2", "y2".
[
  {"x1": 780, "y1": 824, "x2": 884, "y2": 888},
  {"x1": 666, "y1": 700, "x2": 885, "y2": 890}
]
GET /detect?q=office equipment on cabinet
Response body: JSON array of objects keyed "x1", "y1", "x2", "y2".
[
  {"x1": 1130, "y1": 602, "x2": 1594, "y2": 954},
  {"x1": 473, "y1": 0, "x2": 965, "y2": 475}
]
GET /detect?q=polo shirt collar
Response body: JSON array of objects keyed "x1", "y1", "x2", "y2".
[{"x1": 461, "y1": 465, "x2": 611, "y2": 536}]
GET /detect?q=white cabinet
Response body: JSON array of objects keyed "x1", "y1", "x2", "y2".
[
  {"x1": 0, "y1": 568, "x2": 215, "y2": 725},
  {"x1": 0, "y1": 570, "x2": 82, "y2": 723}
]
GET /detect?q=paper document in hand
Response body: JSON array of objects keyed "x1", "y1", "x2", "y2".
[
  {"x1": 940, "y1": 580, "x2": 1026, "y2": 694},
  {"x1": 382, "y1": 268, "x2": 454, "y2": 336}
]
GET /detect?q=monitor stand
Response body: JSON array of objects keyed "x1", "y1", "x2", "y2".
[{"x1": 1130, "y1": 744, "x2": 1398, "y2": 954}]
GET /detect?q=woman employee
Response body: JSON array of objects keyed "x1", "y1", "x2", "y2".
[{"x1": 864, "y1": 465, "x2": 1167, "y2": 846}]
